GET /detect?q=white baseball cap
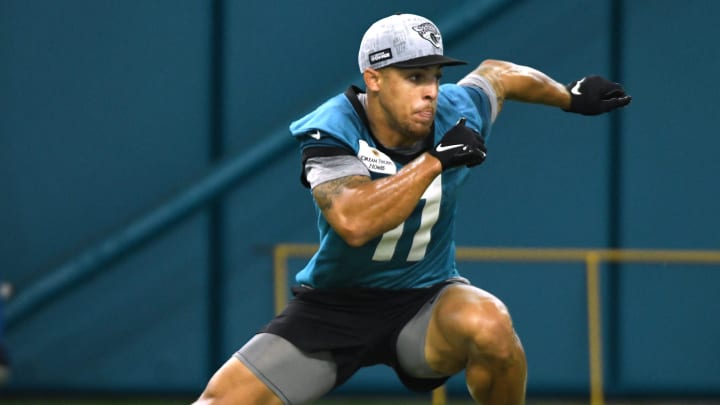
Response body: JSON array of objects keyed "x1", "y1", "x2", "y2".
[{"x1": 358, "y1": 13, "x2": 467, "y2": 73}]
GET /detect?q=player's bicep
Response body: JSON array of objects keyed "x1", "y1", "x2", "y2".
[
  {"x1": 304, "y1": 153, "x2": 371, "y2": 217},
  {"x1": 312, "y1": 175, "x2": 372, "y2": 212},
  {"x1": 458, "y1": 73, "x2": 499, "y2": 126},
  {"x1": 466, "y1": 60, "x2": 510, "y2": 112}
]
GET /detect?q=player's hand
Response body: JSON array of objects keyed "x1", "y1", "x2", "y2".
[
  {"x1": 563, "y1": 75, "x2": 632, "y2": 115},
  {"x1": 429, "y1": 118, "x2": 487, "y2": 170}
]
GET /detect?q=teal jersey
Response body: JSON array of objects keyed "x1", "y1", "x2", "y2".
[{"x1": 289, "y1": 84, "x2": 493, "y2": 289}]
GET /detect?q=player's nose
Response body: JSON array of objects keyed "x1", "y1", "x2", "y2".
[{"x1": 423, "y1": 82, "x2": 438, "y2": 101}]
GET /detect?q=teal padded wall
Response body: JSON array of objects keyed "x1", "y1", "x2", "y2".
[
  {"x1": 0, "y1": 0, "x2": 213, "y2": 391},
  {"x1": 2, "y1": 0, "x2": 719, "y2": 398},
  {"x1": 618, "y1": 0, "x2": 720, "y2": 394}
]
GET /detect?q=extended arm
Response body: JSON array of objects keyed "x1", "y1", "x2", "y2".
[
  {"x1": 471, "y1": 59, "x2": 571, "y2": 113},
  {"x1": 468, "y1": 59, "x2": 631, "y2": 116}
]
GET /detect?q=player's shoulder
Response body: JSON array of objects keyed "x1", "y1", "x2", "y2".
[
  {"x1": 437, "y1": 83, "x2": 484, "y2": 117},
  {"x1": 435, "y1": 83, "x2": 493, "y2": 139},
  {"x1": 289, "y1": 90, "x2": 368, "y2": 153},
  {"x1": 290, "y1": 92, "x2": 360, "y2": 137},
  {"x1": 439, "y1": 82, "x2": 468, "y2": 95},
  {"x1": 438, "y1": 83, "x2": 483, "y2": 111}
]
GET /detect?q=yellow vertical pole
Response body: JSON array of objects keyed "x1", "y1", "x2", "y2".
[
  {"x1": 432, "y1": 385, "x2": 447, "y2": 405},
  {"x1": 586, "y1": 252, "x2": 605, "y2": 405},
  {"x1": 273, "y1": 245, "x2": 288, "y2": 315}
]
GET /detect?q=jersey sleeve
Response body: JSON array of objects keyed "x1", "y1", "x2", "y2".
[
  {"x1": 296, "y1": 130, "x2": 364, "y2": 188},
  {"x1": 457, "y1": 73, "x2": 498, "y2": 138},
  {"x1": 304, "y1": 155, "x2": 370, "y2": 189}
]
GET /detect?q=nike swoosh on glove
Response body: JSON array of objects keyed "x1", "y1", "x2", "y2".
[
  {"x1": 563, "y1": 75, "x2": 632, "y2": 115},
  {"x1": 429, "y1": 118, "x2": 487, "y2": 170}
]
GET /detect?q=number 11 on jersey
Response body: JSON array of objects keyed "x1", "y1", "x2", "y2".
[{"x1": 372, "y1": 174, "x2": 442, "y2": 262}]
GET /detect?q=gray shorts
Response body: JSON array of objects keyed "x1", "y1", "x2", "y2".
[{"x1": 235, "y1": 278, "x2": 467, "y2": 404}]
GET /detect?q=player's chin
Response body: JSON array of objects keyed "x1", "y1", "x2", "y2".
[
  {"x1": 415, "y1": 116, "x2": 434, "y2": 130},
  {"x1": 406, "y1": 124, "x2": 432, "y2": 140}
]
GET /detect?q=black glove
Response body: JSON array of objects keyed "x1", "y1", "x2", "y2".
[
  {"x1": 429, "y1": 118, "x2": 487, "y2": 170},
  {"x1": 563, "y1": 75, "x2": 632, "y2": 115}
]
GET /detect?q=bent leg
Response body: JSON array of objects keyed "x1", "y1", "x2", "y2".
[{"x1": 424, "y1": 284, "x2": 527, "y2": 405}]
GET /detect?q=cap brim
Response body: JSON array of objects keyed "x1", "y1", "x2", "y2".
[{"x1": 391, "y1": 54, "x2": 467, "y2": 69}]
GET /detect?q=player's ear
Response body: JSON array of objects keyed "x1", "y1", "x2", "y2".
[{"x1": 363, "y1": 68, "x2": 381, "y2": 92}]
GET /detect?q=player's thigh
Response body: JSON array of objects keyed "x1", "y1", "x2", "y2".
[
  {"x1": 197, "y1": 356, "x2": 282, "y2": 405},
  {"x1": 424, "y1": 284, "x2": 513, "y2": 374},
  {"x1": 238, "y1": 333, "x2": 337, "y2": 404}
]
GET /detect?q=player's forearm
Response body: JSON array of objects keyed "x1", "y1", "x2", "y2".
[
  {"x1": 475, "y1": 59, "x2": 571, "y2": 110},
  {"x1": 504, "y1": 66, "x2": 570, "y2": 108},
  {"x1": 315, "y1": 153, "x2": 442, "y2": 247}
]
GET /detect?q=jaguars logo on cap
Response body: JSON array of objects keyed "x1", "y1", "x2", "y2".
[{"x1": 412, "y1": 23, "x2": 441, "y2": 49}]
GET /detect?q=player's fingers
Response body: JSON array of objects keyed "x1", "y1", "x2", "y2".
[
  {"x1": 603, "y1": 87, "x2": 627, "y2": 99},
  {"x1": 602, "y1": 96, "x2": 632, "y2": 112}
]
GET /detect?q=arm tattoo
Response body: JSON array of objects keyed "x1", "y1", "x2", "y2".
[{"x1": 312, "y1": 175, "x2": 370, "y2": 211}]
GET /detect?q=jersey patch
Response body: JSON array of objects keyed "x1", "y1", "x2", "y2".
[{"x1": 358, "y1": 140, "x2": 397, "y2": 175}]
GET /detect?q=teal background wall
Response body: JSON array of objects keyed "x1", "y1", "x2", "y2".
[{"x1": 1, "y1": 0, "x2": 719, "y2": 398}]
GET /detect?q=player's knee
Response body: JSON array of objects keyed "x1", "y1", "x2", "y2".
[{"x1": 462, "y1": 298, "x2": 521, "y2": 363}]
